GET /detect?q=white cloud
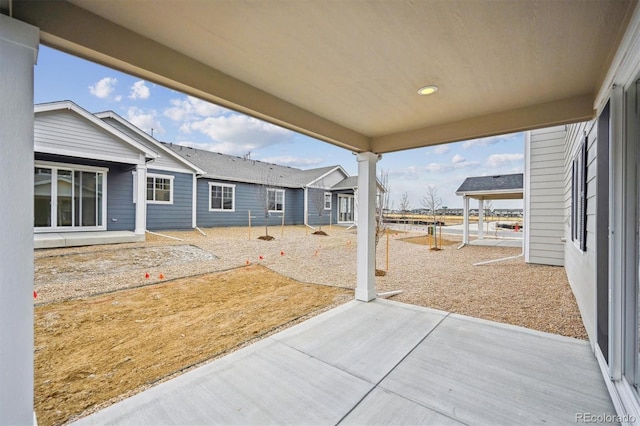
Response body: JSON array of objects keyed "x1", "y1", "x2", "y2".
[
  {"x1": 129, "y1": 80, "x2": 150, "y2": 100},
  {"x1": 451, "y1": 154, "x2": 465, "y2": 163},
  {"x1": 164, "y1": 96, "x2": 226, "y2": 121},
  {"x1": 127, "y1": 107, "x2": 165, "y2": 136},
  {"x1": 89, "y1": 77, "x2": 117, "y2": 99},
  {"x1": 181, "y1": 115, "x2": 293, "y2": 155},
  {"x1": 433, "y1": 145, "x2": 450, "y2": 155},
  {"x1": 258, "y1": 156, "x2": 324, "y2": 168},
  {"x1": 485, "y1": 153, "x2": 524, "y2": 168},
  {"x1": 462, "y1": 133, "x2": 522, "y2": 149}
]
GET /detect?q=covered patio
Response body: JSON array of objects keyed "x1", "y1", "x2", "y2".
[
  {"x1": 74, "y1": 299, "x2": 614, "y2": 425},
  {"x1": 1, "y1": 1, "x2": 637, "y2": 423}
]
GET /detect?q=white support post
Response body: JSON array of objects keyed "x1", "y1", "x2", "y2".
[
  {"x1": 0, "y1": 14, "x2": 39, "y2": 425},
  {"x1": 355, "y1": 152, "x2": 379, "y2": 302},
  {"x1": 135, "y1": 164, "x2": 147, "y2": 235},
  {"x1": 477, "y1": 198, "x2": 484, "y2": 240},
  {"x1": 462, "y1": 195, "x2": 470, "y2": 244}
]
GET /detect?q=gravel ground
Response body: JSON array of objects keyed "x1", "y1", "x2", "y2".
[{"x1": 34, "y1": 225, "x2": 587, "y2": 339}]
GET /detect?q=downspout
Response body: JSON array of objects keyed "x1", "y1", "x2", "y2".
[{"x1": 192, "y1": 174, "x2": 197, "y2": 229}]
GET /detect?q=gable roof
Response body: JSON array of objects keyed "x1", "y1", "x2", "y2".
[
  {"x1": 455, "y1": 173, "x2": 524, "y2": 199},
  {"x1": 35, "y1": 101, "x2": 159, "y2": 160},
  {"x1": 165, "y1": 143, "x2": 350, "y2": 188},
  {"x1": 331, "y1": 176, "x2": 358, "y2": 191},
  {"x1": 94, "y1": 111, "x2": 205, "y2": 175}
]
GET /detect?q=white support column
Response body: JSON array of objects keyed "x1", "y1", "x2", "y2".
[
  {"x1": 0, "y1": 14, "x2": 39, "y2": 425},
  {"x1": 135, "y1": 164, "x2": 147, "y2": 235},
  {"x1": 355, "y1": 152, "x2": 379, "y2": 302},
  {"x1": 477, "y1": 199, "x2": 484, "y2": 240},
  {"x1": 462, "y1": 195, "x2": 470, "y2": 244}
]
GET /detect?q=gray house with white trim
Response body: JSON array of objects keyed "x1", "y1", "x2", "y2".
[
  {"x1": 33, "y1": 101, "x2": 358, "y2": 248},
  {"x1": 33, "y1": 101, "x2": 202, "y2": 248},
  {"x1": 165, "y1": 144, "x2": 358, "y2": 228}
]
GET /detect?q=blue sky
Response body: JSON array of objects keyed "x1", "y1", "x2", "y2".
[{"x1": 35, "y1": 46, "x2": 524, "y2": 209}]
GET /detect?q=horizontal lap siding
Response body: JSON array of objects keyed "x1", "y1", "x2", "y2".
[
  {"x1": 196, "y1": 179, "x2": 304, "y2": 227},
  {"x1": 564, "y1": 120, "x2": 597, "y2": 343},
  {"x1": 146, "y1": 170, "x2": 193, "y2": 230},
  {"x1": 528, "y1": 126, "x2": 566, "y2": 266},
  {"x1": 107, "y1": 167, "x2": 135, "y2": 231},
  {"x1": 35, "y1": 111, "x2": 141, "y2": 163},
  {"x1": 307, "y1": 187, "x2": 332, "y2": 227}
]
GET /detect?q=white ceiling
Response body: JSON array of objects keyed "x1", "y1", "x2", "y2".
[{"x1": 10, "y1": 0, "x2": 637, "y2": 153}]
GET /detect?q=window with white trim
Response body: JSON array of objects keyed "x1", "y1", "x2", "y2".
[
  {"x1": 571, "y1": 137, "x2": 587, "y2": 251},
  {"x1": 268, "y1": 188, "x2": 285, "y2": 212},
  {"x1": 34, "y1": 162, "x2": 107, "y2": 230},
  {"x1": 146, "y1": 174, "x2": 173, "y2": 204},
  {"x1": 324, "y1": 192, "x2": 332, "y2": 210},
  {"x1": 209, "y1": 182, "x2": 235, "y2": 211}
]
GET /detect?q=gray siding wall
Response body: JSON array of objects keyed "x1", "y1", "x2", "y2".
[
  {"x1": 107, "y1": 166, "x2": 136, "y2": 231},
  {"x1": 146, "y1": 170, "x2": 194, "y2": 230},
  {"x1": 564, "y1": 120, "x2": 597, "y2": 343},
  {"x1": 307, "y1": 187, "x2": 333, "y2": 227},
  {"x1": 527, "y1": 126, "x2": 566, "y2": 266},
  {"x1": 35, "y1": 110, "x2": 142, "y2": 164},
  {"x1": 196, "y1": 179, "x2": 304, "y2": 227}
]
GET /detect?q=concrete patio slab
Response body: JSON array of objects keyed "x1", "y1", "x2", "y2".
[
  {"x1": 273, "y1": 299, "x2": 447, "y2": 383},
  {"x1": 467, "y1": 238, "x2": 522, "y2": 248},
  {"x1": 72, "y1": 299, "x2": 615, "y2": 426},
  {"x1": 74, "y1": 336, "x2": 373, "y2": 425},
  {"x1": 34, "y1": 231, "x2": 144, "y2": 249},
  {"x1": 381, "y1": 314, "x2": 614, "y2": 425}
]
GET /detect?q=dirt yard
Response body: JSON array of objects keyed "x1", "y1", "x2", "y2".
[
  {"x1": 35, "y1": 265, "x2": 351, "y2": 426},
  {"x1": 34, "y1": 225, "x2": 585, "y2": 425}
]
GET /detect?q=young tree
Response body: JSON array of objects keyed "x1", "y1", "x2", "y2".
[
  {"x1": 421, "y1": 185, "x2": 443, "y2": 249},
  {"x1": 484, "y1": 200, "x2": 493, "y2": 234},
  {"x1": 308, "y1": 179, "x2": 329, "y2": 235},
  {"x1": 375, "y1": 169, "x2": 390, "y2": 251},
  {"x1": 398, "y1": 191, "x2": 410, "y2": 228},
  {"x1": 254, "y1": 171, "x2": 280, "y2": 240}
]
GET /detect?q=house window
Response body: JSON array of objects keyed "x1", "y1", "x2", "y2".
[
  {"x1": 209, "y1": 182, "x2": 235, "y2": 211},
  {"x1": 147, "y1": 174, "x2": 173, "y2": 204},
  {"x1": 571, "y1": 138, "x2": 587, "y2": 251},
  {"x1": 268, "y1": 188, "x2": 285, "y2": 212},
  {"x1": 324, "y1": 192, "x2": 332, "y2": 210},
  {"x1": 34, "y1": 162, "x2": 106, "y2": 231}
]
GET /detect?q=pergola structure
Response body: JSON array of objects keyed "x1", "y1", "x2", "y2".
[
  {"x1": 1, "y1": 1, "x2": 637, "y2": 422},
  {"x1": 455, "y1": 174, "x2": 524, "y2": 245}
]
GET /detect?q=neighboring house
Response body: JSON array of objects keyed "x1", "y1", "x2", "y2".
[
  {"x1": 94, "y1": 110, "x2": 204, "y2": 231},
  {"x1": 33, "y1": 101, "x2": 203, "y2": 248},
  {"x1": 34, "y1": 101, "x2": 156, "y2": 246},
  {"x1": 165, "y1": 143, "x2": 357, "y2": 229},
  {"x1": 33, "y1": 101, "x2": 358, "y2": 246},
  {"x1": 455, "y1": 173, "x2": 524, "y2": 244}
]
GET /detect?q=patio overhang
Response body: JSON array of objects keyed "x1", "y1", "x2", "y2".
[
  {"x1": 8, "y1": 0, "x2": 635, "y2": 153},
  {"x1": 1, "y1": 1, "x2": 639, "y2": 422}
]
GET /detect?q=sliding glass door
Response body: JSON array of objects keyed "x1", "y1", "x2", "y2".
[{"x1": 34, "y1": 163, "x2": 106, "y2": 231}]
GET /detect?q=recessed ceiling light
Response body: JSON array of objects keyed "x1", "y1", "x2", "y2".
[{"x1": 417, "y1": 85, "x2": 438, "y2": 96}]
